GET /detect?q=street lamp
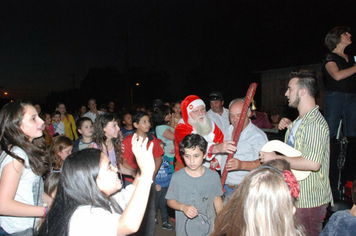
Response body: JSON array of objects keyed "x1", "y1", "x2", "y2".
[{"x1": 130, "y1": 82, "x2": 140, "y2": 110}]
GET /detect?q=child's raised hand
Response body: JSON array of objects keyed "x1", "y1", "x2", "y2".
[
  {"x1": 131, "y1": 134, "x2": 155, "y2": 177},
  {"x1": 181, "y1": 204, "x2": 198, "y2": 219}
]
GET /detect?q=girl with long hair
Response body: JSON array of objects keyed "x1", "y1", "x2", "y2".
[
  {"x1": 49, "y1": 135, "x2": 73, "y2": 171},
  {"x1": 211, "y1": 167, "x2": 304, "y2": 236},
  {"x1": 91, "y1": 113, "x2": 122, "y2": 168},
  {"x1": 37, "y1": 135, "x2": 155, "y2": 236},
  {"x1": 152, "y1": 105, "x2": 175, "y2": 173},
  {"x1": 0, "y1": 101, "x2": 50, "y2": 235}
]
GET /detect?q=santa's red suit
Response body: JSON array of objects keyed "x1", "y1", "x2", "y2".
[{"x1": 174, "y1": 95, "x2": 224, "y2": 171}]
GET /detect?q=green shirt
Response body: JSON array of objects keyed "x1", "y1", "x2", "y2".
[{"x1": 285, "y1": 105, "x2": 333, "y2": 208}]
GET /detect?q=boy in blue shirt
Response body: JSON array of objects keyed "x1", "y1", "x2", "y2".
[{"x1": 155, "y1": 155, "x2": 173, "y2": 230}]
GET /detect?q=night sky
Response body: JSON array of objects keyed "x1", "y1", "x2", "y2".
[{"x1": 1, "y1": 0, "x2": 355, "y2": 104}]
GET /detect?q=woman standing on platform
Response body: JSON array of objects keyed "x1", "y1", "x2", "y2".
[{"x1": 324, "y1": 26, "x2": 356, "y2": 138}]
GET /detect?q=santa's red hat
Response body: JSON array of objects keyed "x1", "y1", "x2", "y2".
[{"x1": 181, "y1": 95, "x2": 205, "y2": 123}]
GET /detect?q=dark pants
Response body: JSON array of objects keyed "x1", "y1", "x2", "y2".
[
  {"x1": 324, "y1": 91, "x2": 356, "y2": 138},
  {"x1": 296, "y1": 204, "x2": 328, "y2": 236},
  {"x1": 155, "y1": 186, "x2": 169, "y2": 223},
  {"x1": 135, "y1": 183, "x2": 156, "y2": 236}
]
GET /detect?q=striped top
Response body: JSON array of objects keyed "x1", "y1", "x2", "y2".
[{"x1": 285, "y1": 105, "x2": 333, "y2": 208}]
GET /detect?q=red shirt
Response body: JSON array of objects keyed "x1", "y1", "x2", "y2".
[{"x1": 122, "y1": 133, "x2": 164, "y2": 170}]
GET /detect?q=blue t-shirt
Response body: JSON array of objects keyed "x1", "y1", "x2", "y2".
[
  {"x1": 320, "y1": 209, "x2": 356, "y2": 236},
  {"x1": 155, "y1": 156, "x2": 172, "y2": 188},
  {"x1": 121, "y1": 126, "x2": 135, "y2": 139}
]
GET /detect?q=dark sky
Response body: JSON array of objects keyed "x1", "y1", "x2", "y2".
[{"x1": 1, "y1": 0, "x2": 355, "y2": 103}]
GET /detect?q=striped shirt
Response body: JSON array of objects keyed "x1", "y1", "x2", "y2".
[{"x1": 285, "y1": 105, "x2": 333, "y2": 208}]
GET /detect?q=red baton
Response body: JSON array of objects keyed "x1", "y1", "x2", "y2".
[{"x1": 220, "y1": 83, "x2": 258, "y2": 190}]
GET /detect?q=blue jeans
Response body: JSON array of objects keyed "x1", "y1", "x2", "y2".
[
  {"x1": 223, "y1": 184, "x2": 238, "y2": 201},
  {"x1": 155, "y1": 186, "x2": 169, "y2": 223},
  {"x1": 324, "y1": 91, "x2": 356, "y2": 138}
]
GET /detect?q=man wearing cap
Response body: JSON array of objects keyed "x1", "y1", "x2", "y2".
[
  {"x1": 261, "y1": 69, "x2": 333, "y2": 236},
  {"x1": 222, "y1": 98, "x2": 268, "y2": 197},
  {"x1": 207, "y1": 91, "x2": 230, "y2": 136},
  {"x1": 174, "y1": 95, "x2": 237, "y2": 171}
]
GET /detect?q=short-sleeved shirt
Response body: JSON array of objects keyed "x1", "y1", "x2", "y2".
[
  {"x1": 284, "y1": 106, "x2": 333, "y2": 208},
  {"x1": 324, "y1": 52, "x2": 356, "y2": 93},
  {"x1": 122, "y1": 133, "x2": 164, "y2": 170},
  {"x1": 223, "y1": 121, "x2": 268, "y2": 185},
  {"x1": 155, "y1": 125, "x2": 175, "y2": 158},
  {"x1": 166, "y1": 167, "x2": 223, "y2": 236},
  {"x1": 0, "y1": 147, "x2": 43, "y2": 234}
]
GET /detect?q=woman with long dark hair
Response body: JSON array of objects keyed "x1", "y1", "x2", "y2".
[
  {"x1": 0, "y1": 101, "x2": 50, "y2": 235},
  {"x1": 37, "y1": 135, "x2": 155, "y2": 236}
]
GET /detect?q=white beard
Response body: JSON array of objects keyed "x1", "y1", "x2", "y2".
[{"x1": 188, "y1": 115, "x2": 213, "y2": 136}]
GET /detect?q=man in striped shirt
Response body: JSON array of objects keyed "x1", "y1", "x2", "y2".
[{"x1": 261, "y1": 69, "x2": 333, "y2": 236}]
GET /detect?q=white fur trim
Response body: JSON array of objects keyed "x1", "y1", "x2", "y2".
[{"x1": 187, "y1": 99, "x2": 205, "y2": 114}]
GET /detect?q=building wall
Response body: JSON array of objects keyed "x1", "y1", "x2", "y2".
[{"x1": 259, "y1": 64, "x2": 324, "y2": 117}]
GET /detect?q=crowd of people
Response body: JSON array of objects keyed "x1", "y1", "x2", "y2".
[{"x1": 0, "y1": 26, "x2": 355, "y2": 236}]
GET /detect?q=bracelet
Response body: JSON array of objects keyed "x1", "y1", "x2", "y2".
[
  {"x1": 137, "y1": 177, "x2": 153, "y2": 184},
  {"x1": 43, "y1": 206, "x2": 48, "y2": 218}
]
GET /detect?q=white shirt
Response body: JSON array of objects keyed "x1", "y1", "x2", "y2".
[
  {"x1": 69, "y1": 185, "x2": 135, "y2": 236},
  {"x1": 0, "y1": 147, "x2": 42, "y2": 234},
  {"x1": 83, "y1": 110, "x2": 104, "y2": 122},
  {"x1": 223, "y1": 121, "x2": 268, "y2": 185},
  {"x1": 207, "y1": 107, "x2": 230, "y2": 136}
]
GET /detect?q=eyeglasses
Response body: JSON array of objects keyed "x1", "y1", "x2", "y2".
[{"x1": 190, "y1": 108, "x2": 206, "y2": 116}]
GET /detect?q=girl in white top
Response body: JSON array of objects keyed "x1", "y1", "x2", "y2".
[
  {"x1": 37, "y1": 134, "x2": 155, "y2": 236},
  {"x1": 0, "y1": 101, "x2": 51, "y2": 235}
]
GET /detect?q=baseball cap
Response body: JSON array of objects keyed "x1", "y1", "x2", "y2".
[{"x1": 209, "y1": 91, "x2": 224, "y2": 101}]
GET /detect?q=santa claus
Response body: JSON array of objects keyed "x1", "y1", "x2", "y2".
[{"x1": 174, "y1": 95, "x2": 236, "y2": 171}]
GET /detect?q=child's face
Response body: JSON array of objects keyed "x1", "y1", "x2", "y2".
[
  {"x1": 134, "y1": 115, "x2": 150, "y2": 133},
  {"x1": 123, "y1": 114, "x2": 132, "y2": 126},
  {"x1": 53, "y1": 114, "x2": 61, "y2": 123},
  {"x1": 58, "y1": 145, "x2": 73, "y2": 161},
  {"x1": 80, "y1": 106, "x2": 87, "y2": 114},
  {"x1": 20, "y1": 105, "x2": 45, "y2": 142},
  {"x1": 103, "y1": 120, "x2": 120, "y2": 139},
  {"x1": 96, "y1": 153, "x2": 121, "y2": 196},
  {"x1": 173, "y1": 103, "x2": 181, "y2": 114},
  {"x1": 183, "y1": 147, "x2": 206, "y2": 172},
  {"x1": 45, "y1": 114, "x2": 52, "y2": 125},
  {"x1": 78, "y1": 120, "x2": 93, "y2": 138}
]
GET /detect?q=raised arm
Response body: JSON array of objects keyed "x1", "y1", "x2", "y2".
[
  {"x1": 325, "y1": 61, "x2": 356, "y2": 81},
  {"x1": 116, "y1": 134, "x2": 155, "y2": 235}
]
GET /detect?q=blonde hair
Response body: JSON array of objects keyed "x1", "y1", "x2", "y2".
[{"x1": 212, "y1": 168, "x2": 304, "y2": 236}]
